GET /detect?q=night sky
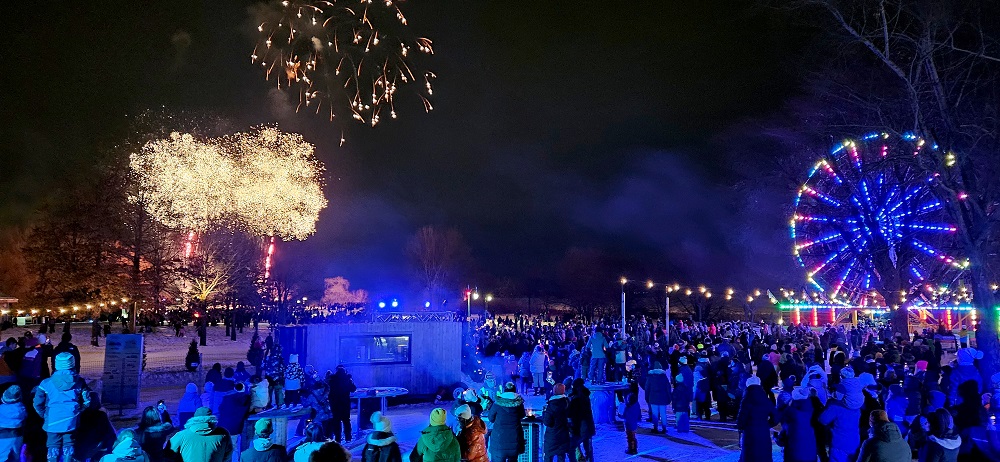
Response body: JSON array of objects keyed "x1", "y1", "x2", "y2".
[{"x1": 0, "y1": 1, "x2": 817, "y2": 297}]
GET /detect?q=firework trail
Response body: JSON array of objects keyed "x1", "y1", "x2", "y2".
[{"x1": 251, "y1": 0, "x2": 435, "y2": 129}]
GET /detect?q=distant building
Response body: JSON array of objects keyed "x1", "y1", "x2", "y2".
[{"x1": 0, "y1": 294, "x2": 16, "y2": 313}]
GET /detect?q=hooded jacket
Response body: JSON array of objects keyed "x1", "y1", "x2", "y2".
[
  {"x1": 250, "y1": 381, "x2": 269, "y2": 410},
  {"x1": 0, "y1": 392, "x2": 26, "y2": 461},
  {"x1": 412, "y1": 424, "x2": 460, "y2": 462},
  {"x1": 542, "y1": 395, "x2": 572, "y2": 456},
  {"x1": 857, "y1": 421, "x2": 911, "y2": 462},
  {"x1": 165, "y1": 415, "x2": 234, "y2": 462},
  {"x1": 484, "y1": 392, "x2": 526, "y2": 457},
  {"x1": 923, "y1": 433, "x2": 961, "y2": 462},
  {"x1": 239, "y1": 437, "x2": 286, "y2": 462},
  {"x1": 818, "y1": 399, "x2": 861, "y2": 455},
  {"x1": 644, "y1": 368, "x2": 672, "y2": 405},
  {"x1": 361, "y1": 431, "x2": 402, "y2": 462},
  {"x1": 456, "y1": 417, "x2": 487, "y2": 462},
  {"x1": 779, "y1": 398, "x2": 817, "y2": 462},
  {"x1": 178, "y1": 383, "x2": 203, "y2": 428},
  {"x1": 99, "y1": 437, "x2": 151, "y2": 462},
  {"x1": 33, "y1": 369, "x2": 90, "y2": 433}
]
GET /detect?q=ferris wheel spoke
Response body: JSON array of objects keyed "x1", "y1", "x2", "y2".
[{"x1": 801, "y1": 185, "x2": 843, "y2": 207}]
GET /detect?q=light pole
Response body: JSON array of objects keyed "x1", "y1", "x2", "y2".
[
  {"x1": 484, "y1": 294, "x2": 493, "y2": 314},
  {"x1": 620, "y1": 278, "x2": 627, "y2": 335},
  {"x1": 466, "y1": 286, "x2": 479, "y2": 320}
]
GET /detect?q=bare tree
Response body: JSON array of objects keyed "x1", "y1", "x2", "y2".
[
  {"x1": 792, "y1": 0, "x2": 1000, "y2": 377},
  {"x1": 405, "y1": 226, "x2": 472, "y2": 310}
]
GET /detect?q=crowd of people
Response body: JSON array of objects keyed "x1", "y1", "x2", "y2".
[
  {"x1": 468, "y1": 313, "x2": 1000, "y2": 461},
  {"x1": 2, "y1": 314, "x2": 1000, "y2": 462}
]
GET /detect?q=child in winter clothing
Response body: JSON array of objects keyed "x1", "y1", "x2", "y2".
[
  {"x1": 623, "y1": 382, "x2": 642, "y2": 455},
  {"x1": 454, "y1": 405, "x2": 487, "y2": 462},
  {"x1": 361, "y1": 412, "x2": 402, "y2": 462},
  {"x1": 33, "y1": 352, "x2": 91, "y2": 462},
  {"x1": 240, "y1": 418, "x2": 286, "y2": 462},
  {"x1": 99, "y1": 429, "x2": 151, "y2": 462},
  {"x1": 0, "y1": 385, "x2": 26, "y2": 462},
  {"x1": 413, "y1": 408, "x2": 460, "y2": 462}
]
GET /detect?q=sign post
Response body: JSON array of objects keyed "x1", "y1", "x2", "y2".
[{"x1": 101, "y1": 334, "x2": 143, "y2": 415}]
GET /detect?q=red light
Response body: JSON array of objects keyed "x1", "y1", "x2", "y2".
[{"x1": 194, "y1": 313, "x2": 200, "y2": 318}]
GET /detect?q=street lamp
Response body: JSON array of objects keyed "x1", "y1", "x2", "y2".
[
  {"x1": 620, "y1": 278, "x2": 627, "y2": 335},
  {"x1": 484, "y1": 294, "x2": 493, "y2": 313}
]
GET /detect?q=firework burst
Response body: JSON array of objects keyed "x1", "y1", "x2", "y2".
[
  {"x1": 131, "y1": 127, "x2": 328, "y2": 240},
  {"x1": 251, "y1": 0, "x2": 435, "y2": 128}
]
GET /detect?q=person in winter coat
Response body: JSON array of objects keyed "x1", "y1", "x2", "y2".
[
  {"x1": 567, "y1": 379, "x2": 595, "y2": 462},
  {"x1": 99, "y1": 429, "x2": 151, "y2": 462},
  {"x1": 454, "y1": 405, "x2": 487, "y2": 462},
  {"x1": 737, "y1": 376, "x2": 776, "y2": 462},
  {"x1": 921, "y1": 408, "x2": 960, "y2": 462},
  {"x1": 33, "y1": 352, "x2": 90, "y2": 462},
  {"x1": 542, "y1": 384, "x2": 573, "y2": 461},
  {"x1": 818, "y1": 383, "x2": 862, "y2": 462},
  {"x1": 361, "y1": 412, "x2": 402, "y2": 462},
  {"x1": 529, "y1": 346, "x2": 548, "y2": 396},
  {"x1": 165, "y1": 407, "x2": 234, "y2": 462},
  {"x1": 217, "y1": 382, "x2": 251, "y2": 438},
  {"x1": 586, "y1": 330, "x2": 609, "y2": 384},
  {"x1": 177, "y1": 383, "x2": 203, "y2": 428},
  {"x1": 672, "y1": 373, "x2": 692, "y2": 433},
  {"x1": 284, "y1": 354, "x2": 305, "y2": 405},
  {"x1": 778, "y1": 387, "x2": 818, "y2": 462},
  {"x1": 518, "y1": 353, "x2": 532, "y2": 395},
  {"x1": 0, "y1": 385, "x2": 26, "y2": 462},
  {"x1": 644, "y1": 362, "x2": 671, "y2": 433},
  {"x1": 294, "y1": 423, "x2": 326, "y2": 462},
  {"x1": 484, "y1": 383, "x2": 526, "y2": 462},
  {"x1": 328, "y1": 366, "x2": 357, "y2": 444},
  {"x1": 240, "y1": 418, "x2": 286, "y2": 462},
  {"x1": 75, "y1": 392, "x2": 118, "y2": 462},
  {"x1": 857, "y1": 410, "x2": 910, "y2": 462},
  {"x1": 233, "y1": 362, "x2": 251, "y2": 385},
  {"x1": 412, "y1": 408, "x2": 460, "y2": 462},
  {"x1": 201, "y1": 382, "x2": 218, "y2": 416},
  {"x1": 949, "y1": 348, "x2": 983, "y2": 405},
  {"x1": 693, "y1": 365, "x2": 711, "y2": 421},
  {"x1": 884, "y1": 385, "x2": 908, "y2": 437},
  {"x1": 136, "y1": 406, "x2": 173, "y2": 462},
  {"x1": 249, "y1": 377, "x2": 269, "y2": 413},
  {"x1": 622, "y1": 382, "x2": 642, "y2": 455},
  {"x1": 757, "y1": 355, "x2": 779, "y2": 400},
  {"x1": 802, "y1": 365, "x2": 828, "y2": 406}
]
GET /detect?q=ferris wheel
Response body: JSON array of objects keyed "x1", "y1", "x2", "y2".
[{"x1": 790, "y1": 132, "x2": 965, "y2": 305}]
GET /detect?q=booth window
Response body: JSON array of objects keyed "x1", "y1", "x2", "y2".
[{"x1": 339, "y1": 335, "x2": 411, "y2": 365}]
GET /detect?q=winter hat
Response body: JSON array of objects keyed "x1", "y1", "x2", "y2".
[
  {"x1": 840, "y1": 367, "x2": 855, "y2": 379},
  {"x1": 455, "y1": 404, "x2": 472, "y2": 420},
  {"x1": 957, "y1": 347, "x2": 983, "y2": 366},
  {"x1": 194, "y1": 407, "x2": 212, "y2": 417},
  {"x1": 185, "y1": 383, "x2": 198, "y2": 394},
  {"x1": 553, "y1": 383, "x2": 566, "y2": 396},
  {"x1": 430, "y1": 407, "x2": 447, "y2": 426},
  {"x1": 289, "y1": 354, "x2": 299, "y2": 364},
  {"x1": 462, "y1": 389, "x2": 478, "y2": 403},
  {"x1": 915, "y1": 360, "x2": 928, "y2": 372},
  {"x1": 504, "y1": 382, "x2": 517, "y2": 393},
  {"x1": 37, "y1": 334, "x2": 46, "y2": 345},
  {"x1": 792, "y1": 386, "x2": 810, "y2": 401},
  {"x1": 452, "y1": 388, "x2": 465, "y2": 401},
  {"x1": 371, "y1": 411, "x2": 393, "y2": 433},
  {"x1": 255, "y1": 418, "x2": 273, "y2": 437},
  {"x1": 746, "y1": 376, "x2": 761, "y2": 387},
  {"x1": 675, "y1": 374, "x2": 684, "y2": 383},
  {"x1": 679, "y1": 357, "x2": 688, "y2": 365},
  {"x1": 54, "y1": 352, "x2": 75, "y2": 371},
  {"x1": 2, "y1": 385, "x2": 20, "y2": 403}
]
